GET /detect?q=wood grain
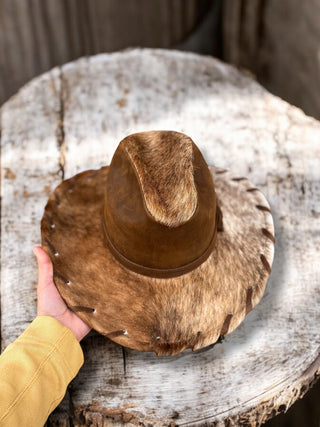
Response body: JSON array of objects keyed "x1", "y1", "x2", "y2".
[
  {"x1": 0, "y1": 67, "x2": 63, "y2": 345},
  {"x1": 1, "y1": 49, "x2": 320, "y2": 426}
]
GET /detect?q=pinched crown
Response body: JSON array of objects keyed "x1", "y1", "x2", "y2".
[
  {"x1": 123, "y1": 131, "x2": 198, "y2": 227},
  {"x1": 104, "y1": 131, "x2": 218, "y2": 278}
]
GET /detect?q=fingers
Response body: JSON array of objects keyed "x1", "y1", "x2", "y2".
[
  {"x1": 33, "y1": 246, "x2": 92, "y2": 341},
  {"x1": 34, "y1": 246, "x2": 67, "y2": 318},
  {"x1": 33, "y1": 246, "x2": 54, "y2": 290}
]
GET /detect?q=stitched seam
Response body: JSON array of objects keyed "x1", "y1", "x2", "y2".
[
  {"x1": 22, "y1": 328, "x2": 79, "y2": 377},
  {"x1": 0, "y1": 329, "x2": 70, "y2": 422}
]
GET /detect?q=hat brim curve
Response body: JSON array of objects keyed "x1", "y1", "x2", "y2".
[{"x1": 41, "y1": 166, "x2": 274, "y2": 356}]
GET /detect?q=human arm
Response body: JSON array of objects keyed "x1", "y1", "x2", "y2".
[{"x1": 0, "y1": 247, "x2": 91, "y2": 427}]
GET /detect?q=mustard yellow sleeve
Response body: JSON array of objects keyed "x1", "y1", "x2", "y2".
[{"x1": 0, "y1": 316, "x2": 84, "y2": 427}]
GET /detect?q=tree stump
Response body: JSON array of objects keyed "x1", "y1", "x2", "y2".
[{"x1": 1, "y1": 49, "x2": 320, "y2": 426}]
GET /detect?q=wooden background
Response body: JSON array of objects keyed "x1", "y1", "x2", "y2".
[
  {"x1": 2, "y1": 48, "x2": 320, "y2": 427},
  {"x1": 1, "y1": 0, "x2": 320, "y2": 120},
  {"x1": 0, "y1": 0, "x2": 216, "y2": 106},
  {"x1": 222, "y1": 0, "x2": 320, "y2": 120},
  {"x1": 0, "y1": 1, "x2": 319, "y2": 425}
]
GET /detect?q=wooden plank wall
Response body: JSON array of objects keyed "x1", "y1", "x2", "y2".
[
  {"x1": 0, "y1": 0, "x2": 213, "y2": 106},
  {"x1": 1, "y1": 1, "x2": 320, "y2": 120},
  {"x1": 222, "y1": 0, "x2": 320, "y2": 120}
]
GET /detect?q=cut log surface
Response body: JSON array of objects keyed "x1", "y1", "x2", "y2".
[{"x1": 1, "y1": 49, "x2": 320, "y2": 426}]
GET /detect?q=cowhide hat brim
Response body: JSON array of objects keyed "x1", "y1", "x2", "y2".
[{"x1": 41, "y1": 131, "x2": 274, "y2": 356}]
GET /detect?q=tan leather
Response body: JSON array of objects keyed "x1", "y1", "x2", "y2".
[
  {"x1": 104, "y1": 138, "x2": 219, "y2": 278},
  {"x1": 40, "y1": 132, "x2": 274, "y2": 356}
]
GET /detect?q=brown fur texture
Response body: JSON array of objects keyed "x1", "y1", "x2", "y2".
[
  {"x1": 122, "y1": 131, "x2": 197, "y2": 227},
  {"x1": 41, "y1": 159, "x2": 274, "y2": 356}
]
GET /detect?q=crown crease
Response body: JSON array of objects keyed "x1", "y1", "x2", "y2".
[{"x1": 123, "y1": 132, "x2": 198, "y2": 227}]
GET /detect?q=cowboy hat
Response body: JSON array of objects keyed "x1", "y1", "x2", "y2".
[{"x1": 41, "y1": 131, "x2": 274, "y2": 356}]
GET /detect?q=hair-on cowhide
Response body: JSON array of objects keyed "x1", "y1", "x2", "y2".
[
  {"x1": 41, "y1": 131, "x2": 275, "y2": 356},
  {"x1": 123, "y1": 131, "x2": 197, "y2": 227}
]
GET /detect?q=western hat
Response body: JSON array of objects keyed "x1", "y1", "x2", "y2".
[{"x1": 41, "y1": 131, "x2": 274, "y2": 356}]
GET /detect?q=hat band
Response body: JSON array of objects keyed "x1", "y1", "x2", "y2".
[{"x1": 102, "y1": 208, "x2": 220, "y2": 279}]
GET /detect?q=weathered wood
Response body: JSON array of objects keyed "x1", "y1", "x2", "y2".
[
  {"x1": 0, "y1": 67, "x2": 63, "y2": 344},
  {"x1": 222, "y1": 0, "x2": 320, "y2": 120},
  {"x1": 1, "y1": 49, "x2": 320, "y2": 426},
  {"x1": 0, "y1": 0, "x2": 213, "y2": 106}
]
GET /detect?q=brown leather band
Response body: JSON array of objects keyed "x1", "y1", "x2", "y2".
[{"x1": 103, "y1": 208, "x2": 219, "y2": 278}]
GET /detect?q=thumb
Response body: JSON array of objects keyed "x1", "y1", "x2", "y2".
[{"x1": 33, "y1": 246, "x2": 54, "y2": 290}]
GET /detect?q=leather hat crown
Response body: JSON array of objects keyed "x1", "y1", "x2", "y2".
[{"x1": 104, "y1": 131, "x2": 221, "y2": 278}]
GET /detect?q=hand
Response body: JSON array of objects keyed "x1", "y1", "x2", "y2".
[{"x1": 34, "y1": 246, "x2": 91, "y2": 341}]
